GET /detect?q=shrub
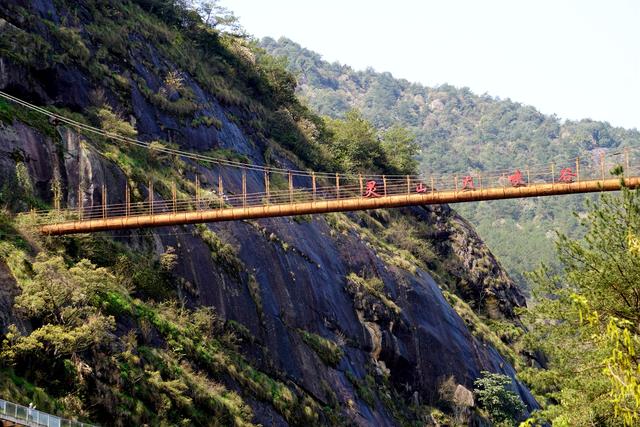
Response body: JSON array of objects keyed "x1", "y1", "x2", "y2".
[
  {"x1": 96, "y1": 105, "x2": 137, "y2": 138},
  {"x1": 55, "y1": 26, "x2": 90, "y2": 64},
  {"x1": 191, "y1": 115, "x2": 223, "y2": 130},
  {"x1": 473, "y1": 371, "x2": 525, "y2": 425},
  {"x1": 133, "y1": 75, "x2": 199, "y2": 116},
  {"x1": 346, "y1": 272, "x2": 401, "y2": 314},
  {"x1": 194, "y1": 224, "x2": 244, "y2": 280},
  {"x1": 298, "y1": 329, "x2": 343, "y2": 366}
]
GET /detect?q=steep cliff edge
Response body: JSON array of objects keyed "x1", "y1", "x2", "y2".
[{"x1": 0, "y1": 1, "x2": 533, "y2": 425}]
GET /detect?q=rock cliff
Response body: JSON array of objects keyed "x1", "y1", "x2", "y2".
[{"x1": 0, "y1": 1, "x2": 534, "y2": 425}]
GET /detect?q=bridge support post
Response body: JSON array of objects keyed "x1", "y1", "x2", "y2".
[
  {"x1": 551, "y1": 163, "x2": 555, "y2": 184},
  {"x1": 383, "y1": 175, "x2": 387, "y2": 196},
  {"x1": 78, "y1": 182, "x2": 83, "y2": 220},
  {"x1": 288, "y1": 171, "x2": 293, "y2": 203},
  {"x1": 172, "y1": 182, "x2": 177, "y2": 214},
  {"x1": 125, "y1": 182, "x2": 130, "y2": 217},
  {"x1": 218, "y1": 175, "x2": 223, "y2": 210},
  {"x1": 625, "y1": 149, "x2": 630, "y2": 177},
  {"x1": 359, "y1": 174, "x2": 364, "y2": 197},
  {"x1": 264, "y1": 169, "x2": 270, "y2": 205},
  {"x1": 406, "y1": 175, "x2": 410, "y2": 194},
  {"x1": 526, "y1": 168, "x2": 530, "y2": 185},
  {"x1": 102, "y1": 184, "x2": 107, "y2": 219},
  {"x1": 576, "y1": 157, "x2": 580, "y2": 182},
  {"x1": 195, "y1": 175, "x2": 200, "y2": 211},
  {"x1": 52, "y1": 179, "x2": 61, "y2": 211},
  {"x1": 312, "y1": 172, "x2": 316, "y2": 201},
  {"x1": 242, "y1": 170, "x2": 247, "y2": 209},
  {"x1": 336, "y1": 173, "x2": 340, "y2": 199},
  {"x1": 149, "y1": 180, "x2": 154, "y2": 216}
]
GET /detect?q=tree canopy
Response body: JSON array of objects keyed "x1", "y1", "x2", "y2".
[
  {"x1": 323, "y1": 109, "x2": 418, "y2": 175},
  {"x1": 522, "y1": 179, "x2": 640, "y2": 426}
]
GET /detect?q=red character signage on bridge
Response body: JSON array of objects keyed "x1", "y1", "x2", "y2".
[
  {"x1": 462, "y1": 175, "x2": 475, "y2": 190},
  {"x1": 364, "y1": 180, "x2": 381, "y2": 198},
  {"x1": 559, "y1": 167, "x2": 576, "y2": 183},
  {"x1": 415, "y1": 182, "x2": 427, "y2": 193},
  {"x1": 508, "y1": 170, "x2": 526, "y2": 187}
]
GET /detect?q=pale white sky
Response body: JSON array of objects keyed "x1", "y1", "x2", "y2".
[{"x1": 221, "y1": 0, "x2": 639, "y2": 130}]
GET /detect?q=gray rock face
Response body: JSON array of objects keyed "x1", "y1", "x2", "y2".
[
  {"x1": 0, "y1": 2, "x2": 535, "y2": 423},
  {"x1": 0, "y1": 115, "x2": 536, "y2": 426}
]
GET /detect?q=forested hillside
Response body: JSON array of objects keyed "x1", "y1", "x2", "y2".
[{"x1": 261, "y1": 36, "x2": 640, "y2": 288}]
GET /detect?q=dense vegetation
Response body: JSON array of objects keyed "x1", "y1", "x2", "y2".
[
  {"x1": 0, "y1": 214, "x2": 332, "y2": 425},
  {"x1": 261, "y1": 37, "x2": 640, "y2": 289},
  {"x1": 521, "y1": 177, "x2": 640, "y2": 426}
]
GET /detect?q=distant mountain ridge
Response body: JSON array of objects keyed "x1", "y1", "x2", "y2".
[{"x1": 261, "y1": 36, "x2": 640, "y2": 288}]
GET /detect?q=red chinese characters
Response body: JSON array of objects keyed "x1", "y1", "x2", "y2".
[
  {"x1": 462, "y1": 175, "x2": 474, "y2": 190},
  {"x1": 559, "y1": 167, "x2": 576, "y2": 183},
  {"x1": 508, "y1": 170, "x2": 526, "y2": 187},
  {"x1": 363, "y1": 180, "x2": 381, "y2": 198},
  {"x1": 415, "y1": 182, "x2": 427, "y2": 193}
]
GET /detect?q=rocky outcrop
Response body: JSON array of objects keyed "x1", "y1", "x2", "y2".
[{"x1": 448, "y1": 216, "x2": 526, "y2": 318}]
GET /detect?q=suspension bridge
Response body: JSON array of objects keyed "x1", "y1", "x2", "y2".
[{"x1": 2, "y1": 91, "x2": 639, "y2": 236}]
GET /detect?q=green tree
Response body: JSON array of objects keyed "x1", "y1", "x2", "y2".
[
  {"x1": 473, "y1": 371, "x2": 525, "y2": 425},
  {"x1": 522, "y1": 181, "x2": 640, "y2": 426},
  {"x1": 381, "y1": 125, "x2": 419, "y2": 175},
  {"x1": 2, "y1": 255, "x2": 116, "y2": 361},
  {"x1": 191, "y1": 0, "x2": 243, "y2": 35},
  {"x1": 324, "y1": 109, "x2": 386, "y2": 173}
]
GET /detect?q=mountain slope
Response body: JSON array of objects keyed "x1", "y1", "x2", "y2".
[
  {"x1": 261, "y1": 36, "x2": 640, "y2": 288},
  {"x1": 1, "y1": 2, "x2": 533, "y2": 425}
]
